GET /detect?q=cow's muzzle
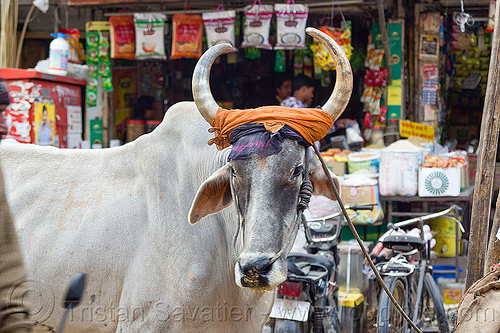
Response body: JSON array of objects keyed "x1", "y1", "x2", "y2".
[{"x1": 235, "y1": 254, "x2": 287, "y2": 289}]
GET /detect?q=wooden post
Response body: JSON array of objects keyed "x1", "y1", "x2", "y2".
[
  {"x1": 465, "y1": 1, "x2": 500, "y2": 290},
  {"x1": 377, "y1": 0, "x2": 392, "y2": 85},
  {"x1": 102, "y1": 91, "x2": 110, "y2": 148}
]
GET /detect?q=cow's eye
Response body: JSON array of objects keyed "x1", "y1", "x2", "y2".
[{"x1": 291, "y1": 166, "x2": 304, "y2": 180}]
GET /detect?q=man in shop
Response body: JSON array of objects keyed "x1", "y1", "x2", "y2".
[
  {"x1": 281, "y1": 74, "x2": 356, "y2": 130},
  {"x1": 0, "y1": 78, "x2": 33, "y2": 332},
  {"x1": 273, "y1": 75, "x2": 292, "y2": 105}
]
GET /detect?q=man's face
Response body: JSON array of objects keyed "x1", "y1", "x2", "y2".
[
  {"x1": 277, "y1": 80, "x2": 292, "y2": 100},
  {"x1": 0, "y1": 104, "x2": 9, "y2": 138},
  {"x1": 302, "y1": 86, "x2": 315, "y2": 107}
]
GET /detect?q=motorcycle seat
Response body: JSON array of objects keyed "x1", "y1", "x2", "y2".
[
  {"x1": 286, "y1": 253, "x2": 334, "y2": 282},
  {"x1": 382, "y1": 235, "x2": 424, "y2": 252}
]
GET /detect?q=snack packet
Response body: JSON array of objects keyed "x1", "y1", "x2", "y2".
[
  {"x1": 274, "y1": 1, "x2": 308, "y2": 50},
  {"x1": 202, "y1": 7, "x2": 237, "y2": 51},
  {"x1": 171, "y1": 14, "x2": 203, "y2": 59},
  {"x1": 134, "y1": 13, "x2": 167, "y2": 60},
  {"x1": 59, "y1": 28, "x2": 83, "y2": 63},
  {"x1": 241, "y1": 0, "x2": 273, "y2": 49},
  {"x1": 110, "y1": 16, "x2": 136, "y2": 60}
]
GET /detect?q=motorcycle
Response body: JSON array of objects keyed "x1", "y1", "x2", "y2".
[{"x1": 269, "y1": 205, "x2": 372, "y2": 333}]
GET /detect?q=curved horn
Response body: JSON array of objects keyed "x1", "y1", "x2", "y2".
[
  {"x1": 192, "y1": 43, "x2": 233, "y2": 123},
  {"x1": 306, "y1": 27, "x2": 353, "y2": 121}
]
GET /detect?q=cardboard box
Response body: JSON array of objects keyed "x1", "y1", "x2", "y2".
[
  {"x1": 323, "y1": 156, "x2": 346, "y2": 176},
  {"x1": 341, "y1": 185, "x2": 384, "y2": 224},
  {"x1": 418, "y1": 167, "x2": 461, "y2": 197}
]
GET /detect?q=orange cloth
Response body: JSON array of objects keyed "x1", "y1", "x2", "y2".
[{"x1": 208, "y1": 106, "x2": 334, "y2": 150}]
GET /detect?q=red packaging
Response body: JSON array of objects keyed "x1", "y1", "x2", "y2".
[
  {"x1": 171, "y1": 14, "x2": 203, "y2": 59},
  {"x1": 110, "y1": 16, "x2": 136, "y2": 60}
]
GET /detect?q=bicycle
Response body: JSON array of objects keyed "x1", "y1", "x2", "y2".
[{"x1": 375, "y1": 205, "x2": 464, "y2": 333}]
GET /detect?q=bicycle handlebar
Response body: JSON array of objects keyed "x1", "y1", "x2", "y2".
[{"x1": 390, "y1": 205, "x2": 465, "y2": 233}]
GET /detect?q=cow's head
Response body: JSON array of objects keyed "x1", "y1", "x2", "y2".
[{"x1": 189, "y1": 27, "x2": 353, "y2": 290}]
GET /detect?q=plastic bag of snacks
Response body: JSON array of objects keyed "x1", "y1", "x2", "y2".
[
  {"x1": 202, "y1": 5, "x2": 237, "y2": 51},
  {"x1": 134, "y1": 13, "x2": 167, "y2": 60},
  {"x1": 59, "y1": 28, "x2": 83, "y2": 63},
  {"x1": 171, "y1": 14, "x2": 203, "y2": 59},
  {"x1": 310, "y1": 26, "x2": 353, "y2": 71},
  {"x1": 110, "y1": 16, "x2": 136, "y2": 60},
  {"x1": 274, "y1": 1, "x2": 308, "y2": 50},
  {"x1": 241, "y1": 0, "x2": 273, "y2": 49}
]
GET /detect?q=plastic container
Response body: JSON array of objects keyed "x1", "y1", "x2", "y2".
[
  {"x1": 429, "y1": 217, "x2": 462, "y2": 257},
  {"x1": 146, "y1": 120, "x2": 161, "y2": 133},
  {"x1": 338, "y1": 292, "x2": 364, "y2": 333},
  {"x1": 433, "y1": 265, "x2": 463, "y2": 282},
  {"x1": 347, "y1": 151, "x2": 380, "y2": 174},
  {"x1": 371, "y1": 126, "x2": 384, "y2": 147},
  {"x1": 48, "y1": 33, "x2": 70, "y2": 76},
  {"x1": 126, "y1": 120, "x2": 146, "y2": 142}
]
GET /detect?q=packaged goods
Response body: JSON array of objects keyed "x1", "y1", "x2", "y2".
[
  {"x1": 347, "y1": 151, "x2": 380, "y2": 174},
  {"x1": 274, "y1": 2, "x2": 308, "y2": 50},
  {"x1": 171, "y1": 14, "x2": 203, "y2": 59},
  {"x1": 202, "y1": 7, "x2": 237, "y2": 51},
  {"x1": 59, "y1": 28, "x2": 83, "y2": 63},
  {"x1": 241, "y1": 1, "x2": 273, "y2": 49},
  {"x1": 134, "y1": 13, "x2": 167, "y2": 60},
  {"x1": 110, "y1": 16, "x2": 136, "y2": 60},
  {"x1": 310, "y1": 26, "x2": 353, "y2": 71},
  {"x1": 379, "y1": 143, "x2": 421, "y2": 196}
]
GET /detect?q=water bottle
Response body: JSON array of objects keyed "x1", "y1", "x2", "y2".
[{"x1": 48, "y1": 33, "x2": 70, "y2": 76}]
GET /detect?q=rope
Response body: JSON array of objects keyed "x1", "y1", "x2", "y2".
[{"x1": 312, "y1": 145, "x2": 424, "y2": 333}]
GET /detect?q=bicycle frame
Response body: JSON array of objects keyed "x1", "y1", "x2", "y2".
[{"x1": 382, "y1": 205, "x2": 463, "y2": 332}]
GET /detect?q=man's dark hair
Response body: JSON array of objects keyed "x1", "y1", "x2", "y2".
[
  {"x1": 274, "y1": 74, "x2": 292, "y2": 90},
  {"x1": 292, "y1": 74, "x2": 315, "y2": 93},
  {"x1": 133, "y1": 95, "x2": 154, "y2": 119}
]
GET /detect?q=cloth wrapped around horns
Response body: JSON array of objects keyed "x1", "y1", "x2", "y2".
[{"x1": 208, "y1": 106, "x2": 334, "y2": 150}]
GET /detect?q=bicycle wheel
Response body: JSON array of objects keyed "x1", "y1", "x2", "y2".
[
  {"x1": 411, "y1": 273, "x2": 449, "y2": 333},
  {"x1": 377, "y1": 276, "x2": 409, "y2": 333}
]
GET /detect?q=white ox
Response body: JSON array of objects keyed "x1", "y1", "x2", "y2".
[{"x1": 0, "y1": 28, "x2": 353, "y2": 332}]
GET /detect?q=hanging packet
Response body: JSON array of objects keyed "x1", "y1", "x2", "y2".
[
  {"x1": 59, "y1": 28, "x2": 83, "y2": 63},
  {"x1": 274, "y1": 1, "x2": 308, "y2": 50},
  {"x1": 134, "y1": 13, "x2": 167, "y2": 60},
  {"x1": 202, "y1": 5, "x2": 238, "y2": 52},
  {"x1": 109, "y1": 16, "x2": 136, "y2": 60},
  {"x1": 241, "y1": 0, "x2": 273, "y2": 49},
  {"x1": 171, "y1": 14, "x2": 203, "y2": 59}
]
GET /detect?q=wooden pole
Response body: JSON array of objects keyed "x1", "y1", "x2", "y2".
[
  {"x1": 102, "y1": 91, "x2": 110, "y2": 148},
  {"x1": 465, "y1": 1, "x2": 500, "y2": 290},
  {"x1": 377, "y1": 0, "x2": 393, "y2": 85}
]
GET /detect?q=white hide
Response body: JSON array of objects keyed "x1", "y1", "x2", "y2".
[{"x1": 0, "y1": 101, "x2": 275, "y2": 333}]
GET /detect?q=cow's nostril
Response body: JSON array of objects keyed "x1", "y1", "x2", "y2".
[{"x1": 242, "y1": 257, "x2": 273, "y2": 276}]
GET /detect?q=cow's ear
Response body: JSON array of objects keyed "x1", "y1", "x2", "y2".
[
  {"x1": 309, "y1": 166, "x2": 341, "y2": 201},
  {"x1": 189, "y1": 163, "x2": 233, "y2": 224}
]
